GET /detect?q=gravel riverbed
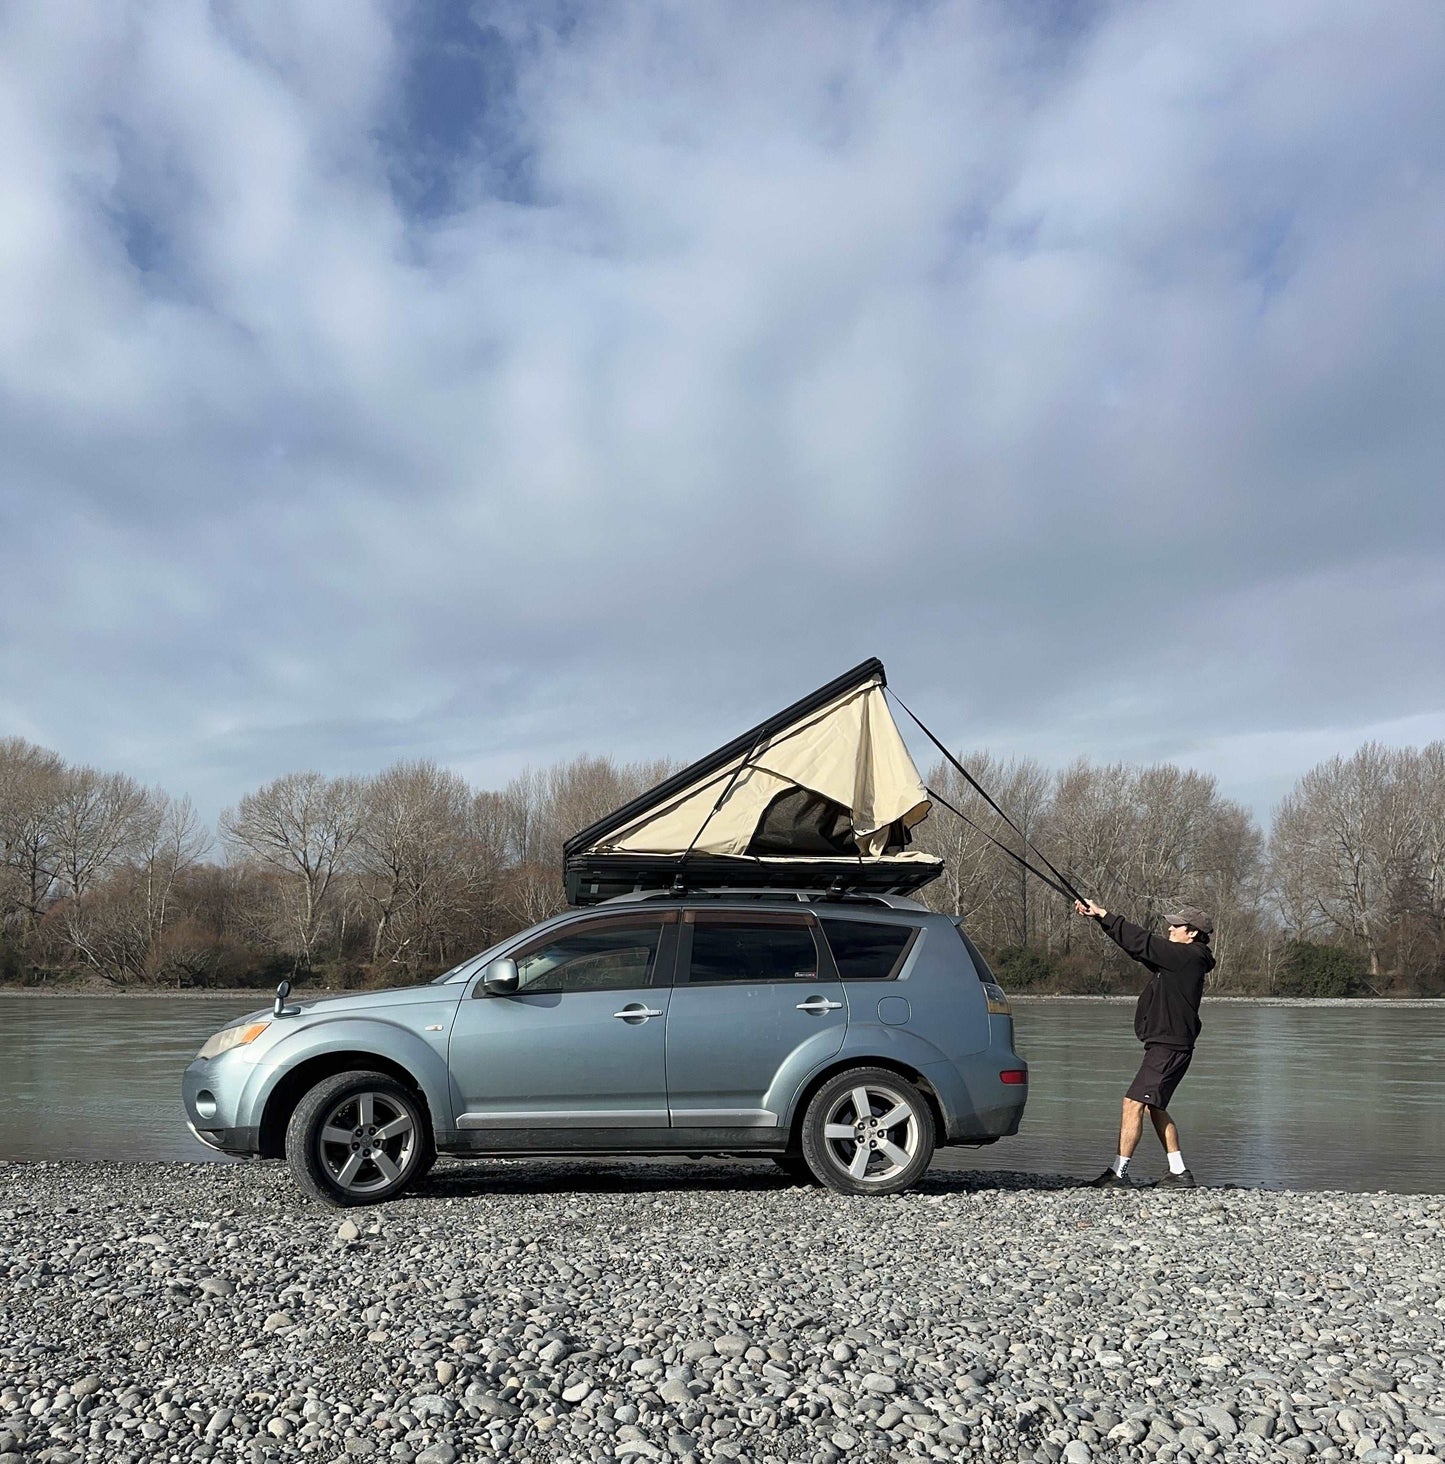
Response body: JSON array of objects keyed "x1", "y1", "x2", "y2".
[{"x1": 2, "y1": 1161, "x2": 1442, "y2": 1464}]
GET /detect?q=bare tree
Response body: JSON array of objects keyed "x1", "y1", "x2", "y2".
[
  {"x1": 50, "y1": 767, "x2": 151, "y2": 900},
  {"x1": 221, "y1": 773, "x2": 362, "y2": 968},
  {"x1": 1269, "y1": 744, "x2": 1418, "y2": 982},
  {"x1": 354, "y1": 760, "x2": 474, "y2": 970},
  {"x1": 0, "y1": 737, "x2": 67, "y2": 933},
  {"x1": 915, "y1": 753, "x2": 1051, "y2": 950},
  {"x1": 135, "y1": 792, "x2": 210, "y2": 943},
  {"x1": 495, "y1": 755, "x2": 676, "y2": 930}
]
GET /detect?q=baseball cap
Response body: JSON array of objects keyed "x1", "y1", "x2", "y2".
[{"x1": 1163, "y1": 904, "x2": 1213, "y2": 935}]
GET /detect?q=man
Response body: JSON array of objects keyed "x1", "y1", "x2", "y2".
[{"x1": 1074, "y1": 898, "x2": 1216, "y2": 1189}]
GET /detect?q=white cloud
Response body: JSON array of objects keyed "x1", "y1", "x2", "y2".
[{"x1": 0, "y1": 0, "x2": 1442, "y2": 828}]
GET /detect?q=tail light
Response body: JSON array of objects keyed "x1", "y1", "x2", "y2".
[
  {"x1": 982, "y1": 982, "x2": 1012, "y2": 1015},
  {"x1": 999, "y1": 1069, "x2": 1028, "y2": 1085}
]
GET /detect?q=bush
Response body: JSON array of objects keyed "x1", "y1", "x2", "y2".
[
  {"x1": 991, "y1": 946, "x2": 1062, "y2": 990},
  {"x1": 1275, "y1": 940, "x2": 1367, "y2": 998}
]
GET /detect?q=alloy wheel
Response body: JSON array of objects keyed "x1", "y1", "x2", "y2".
[
  {"x1": 819, "y1": 1081, "x2": 922, "y2": 1185},
  {"x1": 315, "y1": 1089, "x2": 418, "y2": 1197}
]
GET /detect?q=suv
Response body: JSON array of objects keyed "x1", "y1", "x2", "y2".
[{"x1": 182, "y1": 892, "x2": 1027, "y2": 1206}]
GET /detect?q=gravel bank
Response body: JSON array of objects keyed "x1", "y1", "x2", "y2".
[{"x1": 2, "y1": 1161, "x2": 1442, "y2": 1464}]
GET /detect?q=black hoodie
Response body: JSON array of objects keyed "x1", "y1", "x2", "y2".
[{"x1": 1098, "y1": 914, "x2": 1215, "y2": 1050}]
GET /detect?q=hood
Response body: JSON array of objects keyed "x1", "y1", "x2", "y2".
[{"x1": 236, "y1": 983, "x2": 463, "y2": 1026}]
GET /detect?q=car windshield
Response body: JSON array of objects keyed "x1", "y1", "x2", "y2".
[
  {"x1": 429, "y1": 914, "x2": 576, "y2": 984},
  {"x1": 430, "y1": 948, "x2": 496, "y2": 985}
]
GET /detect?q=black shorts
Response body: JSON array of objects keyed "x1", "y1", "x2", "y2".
[{"x1": 1126, "y1": 1045, "x2": 1193, "y2": 1108}]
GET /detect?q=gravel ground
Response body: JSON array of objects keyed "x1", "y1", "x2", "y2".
[{"x1": 1, "y1": 1160, "x2": 1442, "y2": 1464}]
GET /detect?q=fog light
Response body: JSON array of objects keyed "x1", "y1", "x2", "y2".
[{"x1": 195, "y1": 1090, "x2": 218, "y2": 1119}]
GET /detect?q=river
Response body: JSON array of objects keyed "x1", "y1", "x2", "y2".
[{"x1": 1, "y1": 994, "x2": 1440, "y2": 1191}]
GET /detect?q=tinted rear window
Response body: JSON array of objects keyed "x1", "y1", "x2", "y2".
[
  {"x1": 687, "y1": 921, "x2": 820, "y2": 984},
  {"x1": 820, "y1": 919, "x2": 916, "y2": 981}
]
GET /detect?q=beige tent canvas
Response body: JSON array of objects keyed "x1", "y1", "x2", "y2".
[{"x1": 564, "y1": 658, "x2": 944, "y2": 904}]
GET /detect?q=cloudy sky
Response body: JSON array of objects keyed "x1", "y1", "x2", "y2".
[{"x1": 2, "y1": 0, "x2": 1442, "y2": 828}]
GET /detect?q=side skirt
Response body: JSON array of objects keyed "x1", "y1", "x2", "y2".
[{"x1": 437, "y1": 1127, "x2": 789, "y2": 1156}]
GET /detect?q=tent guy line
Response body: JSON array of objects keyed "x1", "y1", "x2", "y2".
[
  {"x1": 922, "y1": 782, "x2": 1083, "y2": 905},
  {"x1": 885, "y1": 686, "x2": 1091, "y2": 908}
]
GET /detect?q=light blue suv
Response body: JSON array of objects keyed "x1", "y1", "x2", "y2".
[{"x1": 183, "y1": 892, "x2": 1028, "y2": 1206}]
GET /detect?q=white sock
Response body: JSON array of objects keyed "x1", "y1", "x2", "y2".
[
  {"x1": 1167, "y1": 1151, "x2": 1187, "y2": 1175},
  {"x1": 1112, "y1": 1155, "x2": 1130, "y2": 1177}
]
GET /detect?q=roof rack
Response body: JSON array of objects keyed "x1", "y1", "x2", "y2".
[{"x1": 599, "y1": 888, "x2": 925, "y2": 909}]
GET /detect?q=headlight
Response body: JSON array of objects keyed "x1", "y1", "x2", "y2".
[{"x1": 197, "y1": 1021, "x2": 270, "y2": 1060}]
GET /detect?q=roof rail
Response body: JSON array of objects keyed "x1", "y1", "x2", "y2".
[{"x1": 599, "y1": 888, "x2": 918, "y2": 909}]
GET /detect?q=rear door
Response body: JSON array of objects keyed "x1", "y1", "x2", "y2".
[{"x1": 665, "y1": 909, "x2": 847, "y2": 1128}]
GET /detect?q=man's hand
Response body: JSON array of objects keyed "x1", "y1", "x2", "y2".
[{"x1": 1074, "y1": 899, "x2": 1108, "y2": 919}]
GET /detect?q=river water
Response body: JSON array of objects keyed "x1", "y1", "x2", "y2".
[{"x1": 1, "y1": 995, "x2": 1440, "y2": 1191}]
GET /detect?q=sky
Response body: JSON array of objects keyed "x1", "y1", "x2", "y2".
[{"x1": 1, "y1": 0, "x2": 1443, "y2": 830}]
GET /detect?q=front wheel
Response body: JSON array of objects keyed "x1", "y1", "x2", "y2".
[
  {"x1": 285, "y1": 1070, "x2": 433, "y2": 1207},
  {"x1": 799, "y1": 1067, "x2": 935, "y2": 1196}
]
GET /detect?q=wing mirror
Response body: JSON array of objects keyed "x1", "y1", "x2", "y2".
[{"x1": 481, "y1": 957, "x2": 519, "y2": 996}]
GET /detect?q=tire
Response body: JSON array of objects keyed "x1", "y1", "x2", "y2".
[
  {"x1": 799, "y1": 1066, "x2": 935, "y2": 1196},
  {"x1": 285, "y1": 1069, "x2": 432, "y2": 1207},
  {"x1": 771, "y1": 1154, "x2": 821, "y2": 1185},
  {"x1": 411, "y1": 1148, "x2": 438, "y2": 1186}
]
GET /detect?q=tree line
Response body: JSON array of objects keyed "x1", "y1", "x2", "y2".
[{"x1": 1, "y1": 734, "x2": 1440, "y2": 995}]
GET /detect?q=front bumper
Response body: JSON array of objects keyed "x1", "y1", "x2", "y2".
[
  {"x1": 182, "y1": 1057, "x2": 263, "y2": 1156},
  {"x1": 186, "y1": 1120, "x2": 261, "y2": 1156}
]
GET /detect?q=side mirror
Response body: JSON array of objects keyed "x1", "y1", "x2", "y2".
[
  {"x1": 273, "y1": 979, "x2": 292, "y2": 1017},
  {"x1": 481, "y1": 958, "x2": 519, "y2": 996}
]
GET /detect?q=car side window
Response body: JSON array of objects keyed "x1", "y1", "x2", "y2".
[
  {"x1": 685, "y1": 915, "x2": 820, "y2": 984},
  {"x1": 512, "y1": 922, "x2": 665, "y2": 995},
  {"x1": 820, "y1": 918, "x2": 917, "y2": 981}
]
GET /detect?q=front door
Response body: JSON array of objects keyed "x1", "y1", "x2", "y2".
[
  {"x1": 448, "y1": 913, "x2": 677, "y2": 1131},
  {"x1": 665, "y1": 909, "x2": 847, "y2": 1128}
]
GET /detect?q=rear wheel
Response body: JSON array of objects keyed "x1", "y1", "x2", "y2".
[
  {"x1": 285, "y1": 1070, "x2": 433, "y2": 1207},
  {"x1": 800, "y1": 1067, "x2": 935, "y2": 1196}
]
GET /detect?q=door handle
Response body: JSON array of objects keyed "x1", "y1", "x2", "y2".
[
  {"x1": 796, "y1": 997, "x2": 843, "y2": 1013},
  {"x1": 613, "y1": 1005, "x2": 663, "y2": 1021}
]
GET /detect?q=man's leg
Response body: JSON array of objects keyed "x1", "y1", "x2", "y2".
[
  {"x1": 1149, "y1": 1105, "x2": 1180, "y2": 1156},
  {"x1": 1091, "y1": 1096, "x2": 1146, "y2": 1182},
  {"x1": 1150, "y1": 1104, "x2": 1193, "y2": 1183},
  {"x1": 1118, "y1": 1096, "x2": 1146, "y2": 1160}
]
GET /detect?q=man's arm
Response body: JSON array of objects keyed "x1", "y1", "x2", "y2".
[{"x1": 1075, "y1": 900, "x2": 1194, "y2": 971}]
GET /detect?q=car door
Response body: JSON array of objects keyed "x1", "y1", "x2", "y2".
[
  {"x1": 665, "y1": 909, "x2": 847, "y2": 1128},
  {"x1": 448, "y1": 912, "x2": 677, "y2": 1131}
]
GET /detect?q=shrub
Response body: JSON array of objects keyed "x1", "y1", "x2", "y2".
[
  {"x1": 991, "y1": 946, "x2": 1062, "y2": 990},
  {"x1": 1275, "y1": 940, "x2": 1367, "y2": 998}
]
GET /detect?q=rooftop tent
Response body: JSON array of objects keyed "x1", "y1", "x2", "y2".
[{"x1": 563, "y1": 658, "x2": 944, "y2": 905}]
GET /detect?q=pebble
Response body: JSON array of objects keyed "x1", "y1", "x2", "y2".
[{"x1": 0, "y1": 1161, "x2": 1439, "y2": 1464}]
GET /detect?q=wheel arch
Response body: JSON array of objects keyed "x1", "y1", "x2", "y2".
[
  {"x1": 786, "y1": 1057, "x2": 946, "y2": 1152},
  {"x1": 258, "y1": 1051, "x2": 433, "y2": 1159}
]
